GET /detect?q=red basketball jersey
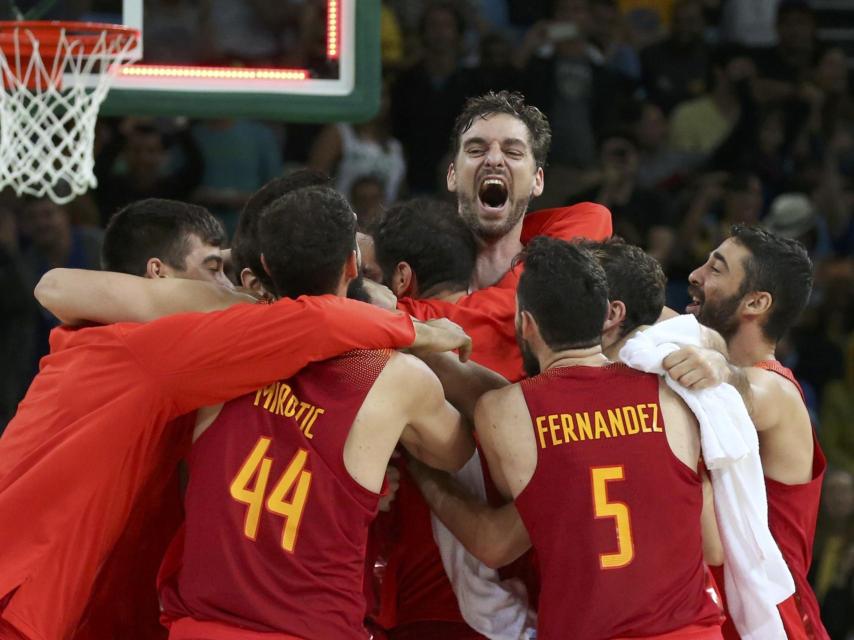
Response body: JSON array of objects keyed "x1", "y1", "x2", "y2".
[
  {"x1": 713, "y1": 362, "x2": 828, "y2": 640},
  {"x1": 515, "y1": 364, "x2": 722, "y2": 640},
  {"x1": 159, "y1": 350, "x2": 393, "y2": 640}
]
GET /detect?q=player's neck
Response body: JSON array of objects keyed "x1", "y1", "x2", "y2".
[
  {"x1": 726, "y1": 325, "x2": 776, "y2": 367},
  {"x1": 471, "y1": 223, "x2": 523, "y2": 290},
  {"x1": 542, "y1": 345, "x2": 608, "y2": 372},
  {"x1": 602, "y1": 326, "x2": 645, "y2": 362},
  {"x1": 422, "y1": 282, "x2": 467, "y2": 303}
]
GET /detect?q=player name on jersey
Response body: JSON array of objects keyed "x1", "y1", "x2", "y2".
[
  {"x1": 534, "y1": 402, "x2": 661, "y2": 449},
  {"x1": 253, "y1": 381, "x2": 326, "y2": 438}
]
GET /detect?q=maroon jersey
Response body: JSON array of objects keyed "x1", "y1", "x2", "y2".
[
  {"x1": 159, "y1": 350, "x2": 393, "y2": 640},
  {"x1": 515, "y1": 364, "x2": 721, "y2": 640},
  {"x1": 755, "y1": 361, "x2": 828, "y2": 640}
]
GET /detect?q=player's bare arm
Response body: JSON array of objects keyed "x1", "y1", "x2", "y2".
[
  {"x1": 344, "y1": 352, "x2": 475, "y2": 495},
  {"x1": 417, "y1": 350, "x2": 509, "y2": 421},
  {"x1": 34, "y1": 268, "x2": 255, "y2": 325},
  {"x1": 408, "y1": 457, "x2": 531, "y2": 569},
  {"x1": 474, "y1": 385, "x2": 537, "y2": 501},
  {"x1": 659, "y1": 381, "x2": 724, "y2": 565}
]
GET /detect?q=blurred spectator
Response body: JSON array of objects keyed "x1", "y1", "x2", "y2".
[
  {"x1": 382, "y1": 1, "x2": 406, "y2": 69},
  {"x1": 677, "y1": 171, "x2": 763, "y2": 269},
  {"x1": 630, "y1": 100, "x2": 704, "y2": 189},
  {"x1": 391, "y1": 1, "x2": 471, "y2": 193},
  {"x1": 520, "y1": 0, "x2": 628, "y2": 175},
  {"x1": 587, "y1": 0, "x2": 641, "y2": 81},
  {"x1": 350, "y1": 176, "x2": 388, "y2": 232},
  {"x1": 0, "y1": 203, "x2": 36, "y2": 433},
  {"x1": 206, "y1": 0, "x2": 281, "y2": 65},
  {"x1": 95, "y1": 118, "x2": 204, "y2": 226},
  {"x1": 810, "y1": 469, "x2": 854, "y2": 638},
  {"x1": 754, "y1": 0, "x2": 824, "y2": 104},
  {"x1": 763, "y1": 192, "x2": 833, "y2": 261},
  {"x1": 19, "y1": 196, "x2": 103, "y2": 382},
  {"x1": 308, "y1": 86, "x2": 406, "y2": 206},
  {"x1": 191, "y1": 119, "x2": 284, "y2": 237},
  {"x1": 719, "y1": 0, "x2": 781, "y2": 47},
  {"x1": 474, "y1": 30, "x2": 526, "y2": 94},
  {"x1": 820, "y1": 337, "x2": 854, "y2": 477},
  {"x1": 640, "y1": 0, "x2": 709, "y2": 113},
  {"x1": 669, "y1": 45, "x2": 756, "y2": 156},
  {"x1": 575, "y1": 129, "x2": 676, "y2": 264},
  {"x1": 618, "y1": 0, "x2": 674, "y2": 48}
]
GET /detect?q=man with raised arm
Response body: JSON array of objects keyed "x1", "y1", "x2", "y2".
[
  {"x1": 157, "y1": 186, "x2": 474, "y2": 640},
  {"x1": 676, "y1": 225, "x2": 828, "y2": 640},
  {"x1": 0, "y1": 197, "x2": 467, "y2": 640},
  {"x1": 463, "y1": 237, "x2": 721, "y2": 639}
]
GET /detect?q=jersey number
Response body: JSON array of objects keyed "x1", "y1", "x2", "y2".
[
  {"x1": 591, "y1": 466, "x2": 635, "y2": 570},
  {"x1": 229, "y1": 436, "x2": 313, "y2": 553}
]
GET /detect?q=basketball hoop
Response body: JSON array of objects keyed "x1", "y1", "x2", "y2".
[{"x1": 0, "y1": 21, "x2": 140, "y2": 204}]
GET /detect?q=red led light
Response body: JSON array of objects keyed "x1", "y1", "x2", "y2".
[
  {"x1": 119, "y1": 65, "x2": 309, "y2": 81},
  {"x1": 327, "y1": 0, "x2": 339, "y2": 60}
]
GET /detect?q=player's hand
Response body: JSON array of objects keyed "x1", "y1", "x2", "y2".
[
  {"x1": 663, "y1": 346, "x2": 729, "y2": 390},
  {"x1": 362, "y1": 278, "x2": 398, "y2": 311},
  {"x1": 410, "y1": 318, "x2": 472, "y2": 362}
]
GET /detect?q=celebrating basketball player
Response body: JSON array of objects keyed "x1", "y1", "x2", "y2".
[{"x1": 157, "y1": 186, "x2": 475, "y2": 639}]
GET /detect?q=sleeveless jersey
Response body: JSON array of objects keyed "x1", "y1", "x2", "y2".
[
  {"x1": 160, "y1": 350, "x2": 393, "y2": 640},
  {"x1": 515, "y1": 364, "x2": 721, "y2": 640},
  {"x1": 714, "y1": 361, "x2": 828, "y2": 640}
]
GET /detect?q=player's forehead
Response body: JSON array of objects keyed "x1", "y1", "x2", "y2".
[
  {"x1": 711, "y1": 238, "x2": 749, "y2": 277},
  {"x1": 182, "y1": 233, "x2": 222, "y2": 262},
  {"x1": 459, "y1": 113, "x2": 532, "y2": 149}
]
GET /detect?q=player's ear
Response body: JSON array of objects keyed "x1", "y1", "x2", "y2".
[
  {"x1": 743, "y1": 290, "x2": 772, "y2": 317},
  {"x1": 447, "y1": 161, "x2": 457, "y2": 193},
  {"x1": 392, "y1": 261, "x2": 417, "y2": 298},
  {"x1": 260, "y1": 253, "x2": 272, "y2": 277},
  {"x1": 531, "y1": 166, "x2": 544, "y2": 197},
  {"x1": 145, "y1": 257, "x2": 168, "y2": 279},
  {"x1": 345, "y1": 250, "x2": 359, "y2": 280},
  {"x1": 603, "y1": 300, "x2": 626, "y2": 333},
  {"x1": 520, "y1": 309, "x2": 538, "y2": 342},
  {"x1": 240, "y1": 268, "x2": 270, "y2": 299}
]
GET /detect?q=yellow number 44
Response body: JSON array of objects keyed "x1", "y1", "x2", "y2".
[
  {"x1": 230, "y1": 436, "x2": 313, "y2": 553},
  {"x1": 591, "y1": 465, "x2": 635, "y2": 570}
]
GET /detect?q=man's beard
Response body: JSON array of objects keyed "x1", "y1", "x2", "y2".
[
  {"x1": 696, "y1": 289, "x2": 743, "y2": 340},
  {"x1": 516, "y1": 325, "x2": 541, "y2": 377},
  {"x1": 346, "y1": 276, "x2": 370, "y2": 303},
  {"x1": 458, "y1": 193, "x2": 529, "y2": 240}
]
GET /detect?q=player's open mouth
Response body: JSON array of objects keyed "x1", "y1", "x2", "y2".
[
  {"x1": 685, "y1": 295, "x2": 702, "y2": 315},
  {"x1": 478, "y1": 176, "x2": 509, "y2": 213}
]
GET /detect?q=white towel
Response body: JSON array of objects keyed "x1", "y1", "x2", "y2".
[
  {"x1": 430, "y1": 452, "x2": 537, "y2": 640},
  {"x1": 619, "y1": 315, "x2": 794, "y2": 640}
]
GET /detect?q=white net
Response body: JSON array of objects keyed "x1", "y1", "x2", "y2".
[{"x1": 0, "y1": 23, "x2": 139, "y2": 204}]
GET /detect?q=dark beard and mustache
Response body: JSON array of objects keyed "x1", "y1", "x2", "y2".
[
  {"x1": 516, "y1": 324, "x2": 541, "y2": 377},
  {"x1": 458, "y1": 192, "x2": 530, "y2": 240},
  {"x1": 690, "y1": 285, "x2": 743, "y2": 340}
]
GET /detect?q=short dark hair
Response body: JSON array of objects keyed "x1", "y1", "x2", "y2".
[
  {"x1": 730, "y1": 224, "x2": 813, "y2": 341},
  {"x1": 516, "y1": 237, "x2": 608, "y2": 350},
  {"x1": 372, "y1": 197, "x2": 476, "y2": 294},
  {"x1": 259, "y1": 186, "x2": 356, "y2": 299},
  {"x1": 450, "y1": 90, "x2": 552, "y2": 168},
  {"x1": 102, "y1": 199, "x2": 224, "y2": 275},
  {"x1": 232, "y1": 169, "x2": 331, "y2": 290},
  {"x1": 584, "y1": 238, "x2": 666, "y2": 337}
]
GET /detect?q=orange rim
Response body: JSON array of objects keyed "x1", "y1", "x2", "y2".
[{"x1": 0, "y1": 21, "x2": 139, "y2": 57}]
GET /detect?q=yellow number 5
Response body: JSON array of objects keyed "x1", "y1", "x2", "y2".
[
  {"x1": 230, "y1": 437, "x2": 313, "y2": 553},
  {"x1": 591, "y1": 466, "x2": 634, "y2": 570}
]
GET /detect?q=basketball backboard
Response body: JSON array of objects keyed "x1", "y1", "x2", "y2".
[{"x1": 50, "y1": 0, "x2": 379, "y2": 122}]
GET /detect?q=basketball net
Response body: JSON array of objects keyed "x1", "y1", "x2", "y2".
[{"x1": 0, "y1": 22, "x2": 140, "y2": 204}]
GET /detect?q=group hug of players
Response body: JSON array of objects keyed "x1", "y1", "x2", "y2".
[{"x1": 0, "y1": 91, "x2": 829, "y2": 640}]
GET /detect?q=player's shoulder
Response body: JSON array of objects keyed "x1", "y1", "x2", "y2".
[
  {"x1": 476, "y1": 382, "x2": 525, "y2": 422},
  {"x1": 746, "y1": 365, "x2": 803, "y2": 403},
  {"x1": 376, "y1": 351, "x2": 443, "y2": 396}
]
